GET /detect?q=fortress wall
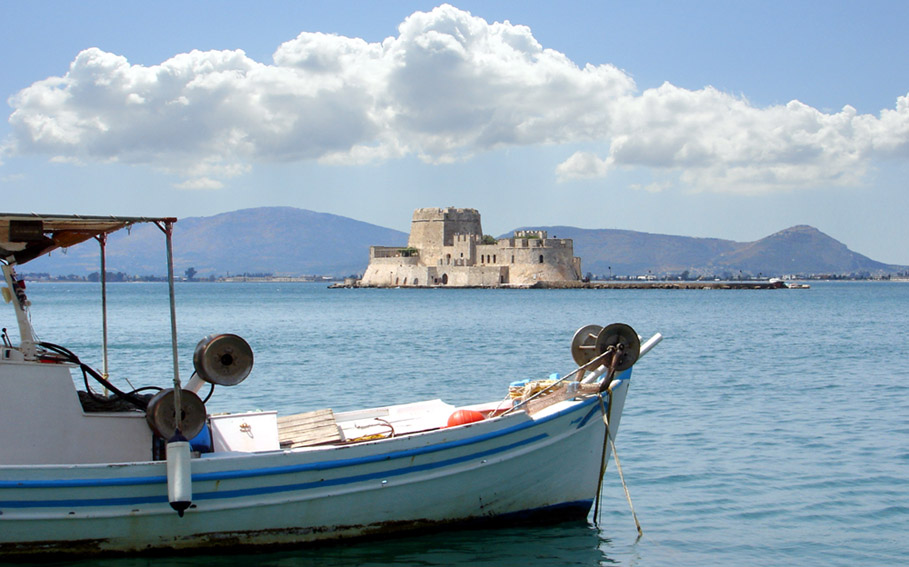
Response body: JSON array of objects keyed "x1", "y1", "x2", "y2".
[
  {"x1": 508, "y1": 261, "x2": 579, "y2": 283},
  {"x1": 504, "y1": 240, "x2": 581, "y2": 283},
  {"x1": 360, "y1": 261, "x2": 433, "y2": 287},
  {"x1": 361, "y1": 263, "x2": 504, "y2": 287},
  {"x1": 514, "y1": 230, "x2": 548, "y2": 239},
  {"x1": 433, "y1": 266, "x2": 506, "y2": 286},
  {"x1": 472, "y1": 238, "x2": 580, "y2": 283},
  {"x1": 500, "y1": 238, "x2": 573, "y2": 250},
  {"x1": 369, "y1": 246, "x2": 420, "y2": 260},
  {"x1": 445, "y1": 234, "x2": 478, "y2": 266},
  {"x1": 420, "y1": 235, "x2": 480, "y2": 267},
  {"x1": 363, "y1": 255, "x2": 421, "y2": 267},
  {"x1": 475, "y1": 243, "x2": 503, "y2": 265}
]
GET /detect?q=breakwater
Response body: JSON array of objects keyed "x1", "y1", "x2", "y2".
[
  {"x1": 333, "y1": 280, "x2": 803, "y2": 290},
  {"x1": 531, "y1": 280, "x2": 794, "y2": 290}
]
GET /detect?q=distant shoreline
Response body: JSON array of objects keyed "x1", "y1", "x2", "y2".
[
  {"x1": 333, "y1": 280, "x2": 797, "y2": 290},
  {"x1": 21, "y1": 277, "x2": 907, "y2": 287}
]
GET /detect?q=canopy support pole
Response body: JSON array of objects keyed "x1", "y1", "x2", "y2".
[
  {"x1": 94, "y1": 234, "x2": 110, "y2": 392},
  {"x1": 155, "y1": 220, "x2": 183, "y2": 432},
  {"x1": 153, "y1": 220, "x2": 194, "y2": 517}
]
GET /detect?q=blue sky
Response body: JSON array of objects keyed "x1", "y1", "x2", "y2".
[{"x1": 2, "y1": 1, "x2": 908, "y2": 264}]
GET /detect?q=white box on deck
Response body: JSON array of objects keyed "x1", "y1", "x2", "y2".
[{"x1": 210, "y1": 411, "x2": 280, "y2": 452}]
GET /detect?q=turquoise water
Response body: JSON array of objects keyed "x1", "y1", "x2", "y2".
[{"x1": 8, "y1": 281, "x2": 909, "y2": 566}]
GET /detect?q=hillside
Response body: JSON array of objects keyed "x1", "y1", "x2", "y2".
[
  {"x1": 510, "y1": 226, "x2": 739, "y2": 277},
  {"x1": 512, "y1": 224, "x2": 900, "y2": 278},
  {"x1": 19, "y1": 207, "x2": 904, "y2": 278},
  {"x1": 710, "y1": 225, "x2": 893, "y2": 275},
  {"x1": 22, "y1": 207, "x2": 408, "y2": 278}
]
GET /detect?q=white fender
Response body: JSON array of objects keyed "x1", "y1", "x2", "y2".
[{"x1": 166, "y1": 435, "x2": 193, "y2": 517}]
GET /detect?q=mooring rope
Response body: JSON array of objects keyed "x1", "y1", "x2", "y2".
[
  {"x1": 596, "y1": 392, "x2": 643, "y2": 538},
  {"x1": 593, "y1": 394, "x2": 610, "y2": 526},
  {"x1": 610, "y1": 429, "x2": 643, "y2": 538}
]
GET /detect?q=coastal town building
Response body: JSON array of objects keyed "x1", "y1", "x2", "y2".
[{"x1": 358, "y1": 207, "x2": 582, "y2": 287}]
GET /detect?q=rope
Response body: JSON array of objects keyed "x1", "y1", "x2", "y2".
[
  {"x1": 593, "y1": 394, "x2": 610, "y2": 526},
  {"x1": 610, "y1": 432, "x2": 643, "y2": 538},
  {"x1": 595, "y1": 391, "x2": 643, "y2": 538},
  {"x1": 502, "y1": 346, "x2": 616, "y2": 417}
]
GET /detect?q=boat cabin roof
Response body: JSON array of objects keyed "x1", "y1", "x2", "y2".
[{"x1": 0, "y1": 213, "x2": 176, "y2": 265}]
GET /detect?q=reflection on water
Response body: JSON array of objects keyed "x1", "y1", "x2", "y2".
[{"x1": 61, "y1": 522, "x2": 610, "y2": 567}]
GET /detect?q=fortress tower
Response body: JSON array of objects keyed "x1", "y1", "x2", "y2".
[{"x1": 407, "y1": 208, "x2": 482, "y2": 249}]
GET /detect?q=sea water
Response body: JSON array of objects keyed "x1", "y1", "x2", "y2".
[{"x1": 8, "y1": 281, "x2": 909, "y2": 566}]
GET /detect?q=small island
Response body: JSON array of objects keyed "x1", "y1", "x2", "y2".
[{"x1": 352, "y1": 207, "x2": 582, "y2": 288}]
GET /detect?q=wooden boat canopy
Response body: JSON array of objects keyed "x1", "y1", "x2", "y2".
[{"x1": 0, "y1": 213, "x2": 176, "y2": 265}]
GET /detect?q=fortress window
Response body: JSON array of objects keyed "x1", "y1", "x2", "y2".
[
  {"x1": 511, "y1": 255, "x2": 515, "y2": 264},
  {"x1": 539, "y1": 254, "x2": 544, "y2": 264},
  {"x1": 493, "y1": 255, "x2": 496, "y2": 263},
  {"x1": 441, "y1": 274, "x2": 449, "y2": 285}
]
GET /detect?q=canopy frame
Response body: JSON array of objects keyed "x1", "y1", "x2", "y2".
[{"x1": 1, "y1": 213, "x2": 181, "y2": 396}]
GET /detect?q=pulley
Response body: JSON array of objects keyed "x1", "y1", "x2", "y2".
[
  {"x1": 145, "y1": 388, "x2": 207, "y2": 440},
  {"x1": 570, "y1": 324, "x2": 604, "y2": 366},
  {"x1": 595, "y1": 323, "x2": 641, "y2": 371},
  {"x1": 193, "y1": 334, "x2": 254, "y2": 387}
]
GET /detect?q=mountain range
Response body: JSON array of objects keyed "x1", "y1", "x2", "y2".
[
  {"x1": 21, "y1": 207, "x2": 905, "y2": 278},
  {"x1": 522, "y1": 224, "x2": 902, "y2": 278}
]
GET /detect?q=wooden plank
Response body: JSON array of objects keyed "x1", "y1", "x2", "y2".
[{"x1": 277, "y1": 409, "x2": 343, "y2": 448}]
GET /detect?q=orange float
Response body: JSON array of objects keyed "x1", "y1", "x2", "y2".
[{"x1": 446, "y1": 409, "x2": 485, "y2": 427}]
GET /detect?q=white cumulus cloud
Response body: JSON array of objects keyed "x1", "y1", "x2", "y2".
[
  {"x1": 174, "y1": 177, "x2": 224, "y2": 190},
  {"x1": 4, "y1": 4, "x2": 908, "y2": 193},
  {"x1": 555, "y1": 151, "x2": 612, "y2": 180},
  {"x1": 573, "y1": 84, "x2": 882, "y2": 193}
]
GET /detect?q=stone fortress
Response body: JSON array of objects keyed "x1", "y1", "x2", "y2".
[{"x1": 358, "y1": 207, "x2": 582, "y2": 287}]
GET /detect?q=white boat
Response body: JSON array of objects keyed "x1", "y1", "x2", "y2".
[{"x1": 0, "y1": 213, "x2": 661, "y2": 558}]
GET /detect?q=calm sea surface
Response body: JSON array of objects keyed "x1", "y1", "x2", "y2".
[{"x1": 8, "y1": 281, "x2": 909, "y2": 567}]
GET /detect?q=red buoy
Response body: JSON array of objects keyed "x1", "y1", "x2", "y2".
[{"x1": 447, "y1": 409, "x2": 485, "y2": 427}]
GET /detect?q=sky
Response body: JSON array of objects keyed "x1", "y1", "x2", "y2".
[{"x1": 1, "y1": 1, "x2": 908, "y2": 265}]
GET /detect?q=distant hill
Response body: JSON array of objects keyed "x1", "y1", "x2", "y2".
[
  {"x1": 513, "y1": 226, "x2": 739, "y2": 277},
  {"x1": 514, "y1": 224, "x2": 901, "y2": 277},
  {"x1": 23, "y1": 207, "x2": 408, "y2": 278},
  {"x1": 20, "y1": 207, "x2": 905, "y2": 278},
  {"x1": 710, "y1": 225, "x2": 894, "y2": 276}
]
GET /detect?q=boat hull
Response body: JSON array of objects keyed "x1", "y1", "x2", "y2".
[{"x1": 0, "y1": 379, "x2": 630, "y2": 557}]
